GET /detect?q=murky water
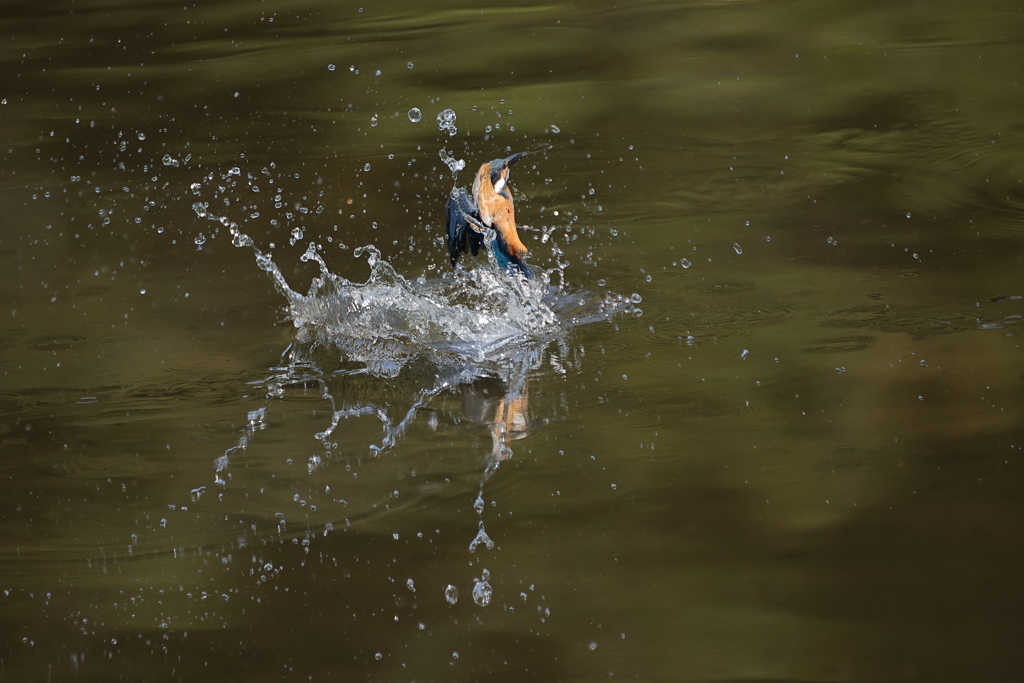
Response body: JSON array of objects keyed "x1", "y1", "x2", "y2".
[{"x1": 2, "y1": 1, "x2": 1023, "y2": 680}]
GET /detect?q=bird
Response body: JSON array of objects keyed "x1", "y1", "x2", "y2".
[{"x1": 446, "y1": 152, "x2": 532, "y2": 278}]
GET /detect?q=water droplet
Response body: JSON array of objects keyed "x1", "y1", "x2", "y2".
[
  {"x1": 137, "y1": 132, "x2": 145, "y2": 141},
  {"x1": 407, "y1": 107, "x2": 422, "y2": 123},
  {"x1": 363, "y1": 163, "x2": 371, "y2": 172},
  {"x1": 733, "y1": 243, "x2": 743, "y2": 255},
  {"x1": 740, "y1": 349, "x2": 749, "y2": 360},
  {"x1": 406, "y1": 578, "x2": 416, "y2": 592},
  {"x1": 906, "y1": 212, "x2": 912, "y2": 218},
  {"x1": 551, "y1": 124, "x2": 561, "y2": 134},
  {"x1": 472, "y1": 569, "x2": 492, "y2": 606},
  {"x1": 194, "y1": 233, "x2": 206, "y2": 246},
  {"x1": 437, "y1": 108, "x2": 457, "y2": 136},
  {"x1": 406, "y1": 61, "x2": 414, "y2": 69},
  {"x1": 370, "y1": 114, "x2": 378, "y2": 127},
  {"x1": 444, "y1": 584, "x2": 459, "y2": 604},
  {"x1": 327, "y1": 63, "x2": 336, "y2": 71},
  {"x1": 680, "y1": 258, "x2": 692, "y2": 269},
  {"x1": 589, "y1": 641, "x2": 598, "y2": 651},
  {"x1": 439, "y1": 148, "x2": 465, "y2": 173},
  {"x1": 468, "y1": 521, "x2": 493, "y2": 552},
  {"x1": 374, "y1": 652, "x2": 382, "y2": 661}
]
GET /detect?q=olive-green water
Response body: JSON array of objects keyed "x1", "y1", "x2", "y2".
[{"x1": 2, "y1": 1, "x2": 1023, "y2": 681}]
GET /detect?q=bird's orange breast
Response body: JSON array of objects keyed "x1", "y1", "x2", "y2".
[{"x1": 474, "y1": 166, "x2": 528, "y2": 257}]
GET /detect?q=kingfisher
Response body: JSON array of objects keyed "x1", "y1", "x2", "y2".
[{"x1": 446, "y1": 152, "x2": 532, "y2": 278}]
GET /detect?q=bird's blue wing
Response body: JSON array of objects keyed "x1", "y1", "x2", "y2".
[
  {"x1": 447, "y1": 186, "x2": 532, "y2": 278},
  {"x1": 446, "y1": 187, "x2": 487, "y2": 266}
]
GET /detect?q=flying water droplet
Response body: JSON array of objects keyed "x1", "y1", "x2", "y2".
[
  {"x1": 733, "y1": 243, "x2": 743, "y2": 255},
  {"x1": 408, "y1": 107, "x2": 422, "y2": 123},
  {"x1": 437, "y1": 108, "x2": 457, "y2": 136},
  {"x1": 439, "y1": 148, "x2": 465, "y2": 173},
  {"x1": 472, "y1": 569, "x2": 492, "y2": 606},
  {"x1": 370, "y1": 114, "x2": 378, "y2": 127},
  {"x1": 468, "y1": 521, "x2": 494, "y2": 552},
  {"x1": 444, "y1": 584, "x2": 459, "y2": 604},
  {"x1": 680, "y1": 258, "x2": 692, "y2": 269}
]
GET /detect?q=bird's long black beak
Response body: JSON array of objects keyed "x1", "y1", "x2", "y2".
[{"x1": 504, "y1": 152, "x2": 525, "y2": 168}]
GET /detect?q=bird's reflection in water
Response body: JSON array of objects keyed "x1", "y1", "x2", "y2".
[
  {"x1": 461, "y1": 374, "x2": 533, "y2": 468},
  {"x1": 210, "y1": 332, "x2": 546, "y2": 583},
  {"x1": 214, "y1": 332, "x2": 547, "y2": 487}
]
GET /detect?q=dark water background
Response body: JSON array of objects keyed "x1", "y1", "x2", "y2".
[{"x1": 2, "y1": 1, "x2": 1024, "y2": 680}]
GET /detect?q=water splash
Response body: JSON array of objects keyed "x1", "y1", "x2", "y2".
[
  {"x1": 245, "y1": 234, "x2": 632, "y2": 379},
  {"x1": 188, "y1": 162, "x2": 638, "y2": 603},
  {"x1": 199, "y1": 211, "x2": 636, "y2": 474}
]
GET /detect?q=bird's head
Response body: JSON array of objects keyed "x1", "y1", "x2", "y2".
[
  {"x1": 487, "y1": 152, "x2": 524, "y2": 196},
  {"x1": 474, "y1": 152, "x2": 524, "y2": 201}
]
